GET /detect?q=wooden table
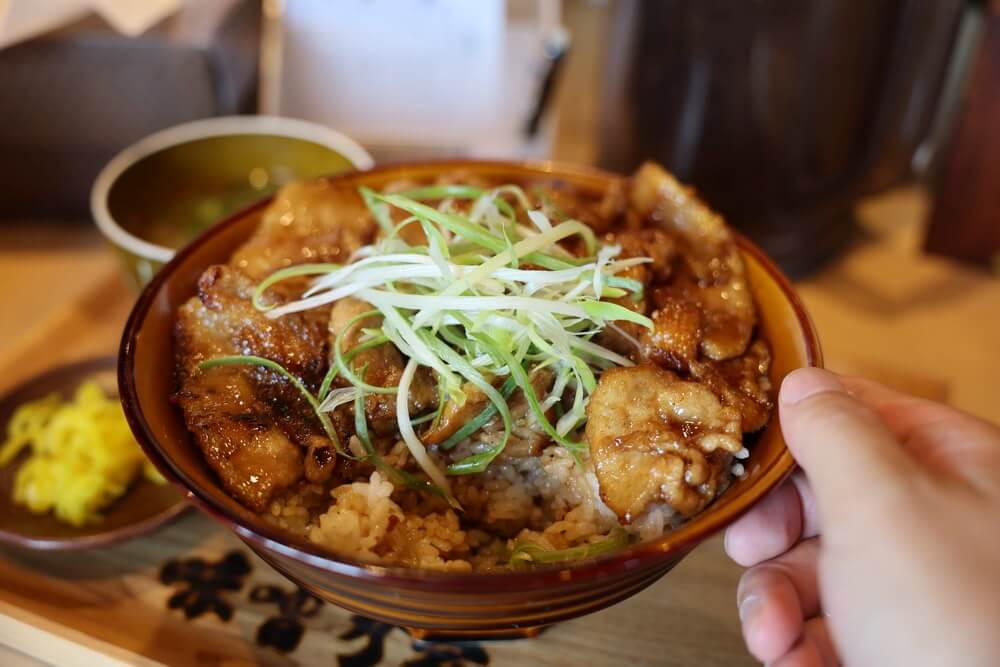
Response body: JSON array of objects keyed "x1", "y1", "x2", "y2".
[{"x1": 1, "y1": 184, "x2": 998, "y2": 666}]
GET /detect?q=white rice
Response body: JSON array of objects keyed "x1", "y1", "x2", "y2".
[
  {"x1": 262, "y1": 390, "x2": 733, "y2": 570},
  {"x1": 263, "y1": 437, "x2": 721, "y2": 571}
]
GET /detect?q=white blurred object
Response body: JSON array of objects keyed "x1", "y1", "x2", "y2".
[
  {"x1": 263, "y1": 0, "x2": 567, "y2": 160},
  {"x1": 0, "y1": 0, "x2": 180, "y2": 49}
]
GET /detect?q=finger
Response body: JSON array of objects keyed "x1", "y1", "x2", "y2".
[
  {"x1": 770, "y1": 617, "x2": 839, "y2": 667},
  {"x1": 779, "y1": 369, "x2": 920, "y2": 534},
  {"x1": 725, "y1": 471, "x2": 820, "y2": 567},
  {"x1": 840, "y1": 375, "x2": 991, "y2": 442},
  {"x1": 737, "y1": 539, "x2": 821, "y2": 664},
  {"x1": 841, "y1": 376, "x2": 1000, "y2": 490}
]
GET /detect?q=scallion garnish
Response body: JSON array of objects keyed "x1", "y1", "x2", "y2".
[
  {"x1": 439, "y1": 377, "x2": 517, "y2": 450},
  {"x1": 352, "y1": 388, "x2": 451, "y2": 505},
  {"x1": 250, "y1": 183, "x2": 653, "y2": 491},
  {"x1": 394, "y1": 185, "x2": 485, "y2": 201},
  {"x1": 332, "y1": 309, "x2": 399, "y2": 395},
  {"x1": 508, "y1": 530, "x2": 629, "y2": 569},
  {"x1": 251, "y1": 263, "x2": 341, "y2": 312}
]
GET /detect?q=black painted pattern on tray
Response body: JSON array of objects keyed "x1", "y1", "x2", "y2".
[
  {"x1": 405, "y1": 640, "x2": 490, "y2": 667},
  {"x1": 337, "y1": 615, "x2": 489, "y2": 667},
  {"x1": 249, "y1": 584, "x2": 324, "y2": 653},
  {"x1": 337, "y1": 615, "x2": 397, "y2": 667},
  {"x1": 158, "y1": 550, "x2": 252, "y2": 621},
  {"x1": 156, "y1": 549, "x2": 490, "y2": 665}
]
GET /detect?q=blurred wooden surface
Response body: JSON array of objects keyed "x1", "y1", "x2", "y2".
[{"x1": 799, "y1": 185, "x2": 1000, "y2": 421}]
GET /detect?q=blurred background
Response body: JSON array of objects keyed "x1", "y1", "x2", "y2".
[
  {"x1": 0, "y1": 1, "x2": 998, "y2": 663},
  {"x1": 2, "y1": 0, "x2": 998, "y2": 273}
]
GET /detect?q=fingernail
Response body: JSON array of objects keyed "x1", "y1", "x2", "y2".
[
  {"x1": 780, "y1": 368, "x2": 845, "y2": 406},
  {"x1": 738, "y1": 593, "x2": 761, "y2": 624}
]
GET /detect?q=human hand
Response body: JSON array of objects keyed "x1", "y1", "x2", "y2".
[{"x1": 725, "y1": 368, "x2": 1000, "y2": 666}]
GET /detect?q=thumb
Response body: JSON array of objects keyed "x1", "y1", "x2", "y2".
[{"x1": 778, "y1": 368, "x2": 921, "y2": 536}]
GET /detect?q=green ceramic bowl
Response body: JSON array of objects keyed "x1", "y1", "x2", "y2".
[{"x1": 90, "y1": 116, "x2": 373, "y2": 289}]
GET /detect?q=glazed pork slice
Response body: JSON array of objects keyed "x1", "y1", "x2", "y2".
[
  {"x1": 638, "y1": 293, "x2": 703, "y2": 371},
  {"x1": 630, "y1": 162, "x2": 755, "y2": 361},
  {"x1": 585, "y1": 364, "x2": 742, "y2": 522},
  {"x1": 690, "y1": 339, "x2": 774, "y2": 433},
  {"x1": 174, "y1": 265, "x2": 331, "y2": 511},
  {"x1": 424, "y1": 369, "x2": 555, "y2": 457},
  {"x1": 231, "y1": 180, "x2": 379, "y2": 281}
]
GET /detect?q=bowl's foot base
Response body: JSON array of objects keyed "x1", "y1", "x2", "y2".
[{"x1": 405, "y1": 625, "x2": 549, "y2": 642}]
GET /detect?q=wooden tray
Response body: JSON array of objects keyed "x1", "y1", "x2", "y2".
[{"x1": 0, "y1": 263, "x2": 755, "y2": 666}]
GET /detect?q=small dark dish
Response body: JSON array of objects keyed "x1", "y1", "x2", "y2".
[
  {"x1": 119, "y1": 161, "x2": 822, "y2": 637},
  {"x1": 0, "y1": 357, "x2": 187, "y2": 550}
]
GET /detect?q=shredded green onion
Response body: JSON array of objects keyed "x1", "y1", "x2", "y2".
[
  {"x1": 440, "y1": 377, "x2": 517, "y2": 450},
  {"x1": 376, "y1": 194, "x2": 583, "y2": 272},
  {"x1": 508, "y1": 530, "x2": 629, "y2": 569},
  {"x1": 253, "y1": 263, "x2": 341, "y2": 311},
  {"x1": 251, "y1": 183, "x2": 654, "y2": 491},
  {"x1": 395, "y1": 185, "x2": 485, "y2": 200},
  {"x1": 421, "y1": 332, "x2": 514, "y2": 475},
  {"x1": 352, "y1": 389, "x2": 449, "y2": 503},
  {"x1": 396, "y1": 359, "x2": 459, "y2": 507},
  {"x1": 359, "y1": 186, "x2": 394, "y2": 235},
  {"x1": 472, "y1": 331, "x2": 584, "y2": 453},
  {"x1": 318, "y1": 333, "x2": 390, "y2": 401},
  {"x1": 333, "y1": 309, "x2": 399, "y2": 395}
]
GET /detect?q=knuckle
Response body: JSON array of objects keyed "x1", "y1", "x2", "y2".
[{"x1": 793, "y1": 391, "x2": 869, "y2": 431}]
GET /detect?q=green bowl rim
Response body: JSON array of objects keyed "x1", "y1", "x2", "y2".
[{"x1": 90, "y1": 115, "x2": 374, "y2": 264}]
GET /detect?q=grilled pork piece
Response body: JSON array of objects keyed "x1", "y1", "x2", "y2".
[
  {"x1": 421, "y1": 382, "x2": 489, "y2": 446},
  {"x1": 690, "y1": 339, "x2": 773, "y2": 433},
  {"x1": 638, "y1": 294, "x2": 703, "y2": 371},
  {"x1": 232, "y1": 181, "x2": 378, "y2": 281},
  {"x1": 174, "y1": 265, "x2": 330, "y2": 511},
  {"x1": 630, "y1": 162, "x2": 755, "y2": 361},
  {"x1": 586, "y1": 364, "x2": 742, "y2": 522}
]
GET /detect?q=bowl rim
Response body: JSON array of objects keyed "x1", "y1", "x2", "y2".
[
  {"x1": 90, "y1": 115, "x2": 375, "y2": 264},
  {"x1": 119, "y1": 159, "x2": 821, "y2": 588}
]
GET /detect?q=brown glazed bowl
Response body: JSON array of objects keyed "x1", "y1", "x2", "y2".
[{"x1": 119, "y1": 161, "x2": 821, "y2": 638}]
